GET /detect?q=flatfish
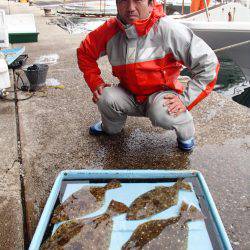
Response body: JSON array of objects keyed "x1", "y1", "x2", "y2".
[
  {"x1": 41, "y1": 200, "x2": 128, "y2": 250},
  {"x1": 51, "y1": 179, "x2": 121, "y2": 224},
  {"x1": 122, "y1": 202, "x2": 204, "y2": 250},
  {"x1": 126, "y1": 180, "x2": 192, "y2": 220}
]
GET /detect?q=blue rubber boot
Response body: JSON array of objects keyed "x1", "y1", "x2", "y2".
[
  {"x1": 177, "y1": 138, "x2": 195, "y2": 152},
  {"x1": 89, "y1": 121, "x2": 106, "y2": 136}
]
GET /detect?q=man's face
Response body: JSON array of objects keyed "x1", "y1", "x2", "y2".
[{"x1": 117, "y1": 0, "x2": 154, "y2": 24}]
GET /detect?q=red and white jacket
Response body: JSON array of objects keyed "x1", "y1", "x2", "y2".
[{"x1": 77, "y1": 4, "x2": 220, "y2": 110}]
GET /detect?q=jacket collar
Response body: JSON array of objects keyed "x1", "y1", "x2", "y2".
[{"x1": 116, "y1": 2, "x2": 165, "y2": 39}]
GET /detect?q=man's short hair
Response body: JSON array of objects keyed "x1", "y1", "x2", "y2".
[{"x1": 116, "y1": 0, "x2": 154, "y2": 4}]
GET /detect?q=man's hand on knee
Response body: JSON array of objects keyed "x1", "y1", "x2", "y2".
[
  {"x1": 92, "y1": 83, "x2": 111, "y2": 103},
  {"x1": 164, "y1": 94, "x2": 186, "y2": 116}
]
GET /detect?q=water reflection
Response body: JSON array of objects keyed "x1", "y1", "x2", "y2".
[{"x1": 216, "y1": 58, "x2": 250, "y2": 108}]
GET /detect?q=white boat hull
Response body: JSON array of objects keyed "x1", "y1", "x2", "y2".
[{"x1": 177, "y1": 2, "x2": 250, "y2": 81}]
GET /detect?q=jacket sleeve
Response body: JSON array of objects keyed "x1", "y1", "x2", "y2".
[
  {"x1": 77, "y1": 31, "x2": 105, "y2": 92},
  {"x1": 165, "y1": 20, "x2": 220, "y2": 110},
  {"x1": 77, "y1": 20, "x2": 117, "y2": 92}
]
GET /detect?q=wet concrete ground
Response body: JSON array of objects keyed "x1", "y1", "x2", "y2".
[
  {"x1": 0, "y1": 87, "x2": 24, "y2": 249},
  {"x1": 0, "y1": 1, "x2": 249, "y2": 249}
]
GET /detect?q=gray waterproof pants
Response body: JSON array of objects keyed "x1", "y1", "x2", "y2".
[{"x1": 97, "y1": 86, "x2": 195, "y2": 141}]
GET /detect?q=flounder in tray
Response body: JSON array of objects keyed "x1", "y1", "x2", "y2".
[
  {"x1": 41, "y1": 200, "x2": 128, "y2": 250},
  {"x1": 122, "y1": 202, "x2": 204, "y2": 250},
  {"x1": 126, "y1": 179, "x2": 192, "y2": 220},
  {"x1": 51, "y1": 179, "x2": 121, "y2": 224}
]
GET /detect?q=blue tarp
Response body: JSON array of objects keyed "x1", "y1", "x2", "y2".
[{"x1": 0, "y1": 47, "x2": 25, "y2": 65}]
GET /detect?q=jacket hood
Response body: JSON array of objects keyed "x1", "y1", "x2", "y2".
[{"x1": 116, "y1": 0, "x2": 165, "y2": 38}]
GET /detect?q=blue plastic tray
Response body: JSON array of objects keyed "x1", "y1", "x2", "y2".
[{"x1": 29, "y1": 170, "x2": 232, "y2": 250}]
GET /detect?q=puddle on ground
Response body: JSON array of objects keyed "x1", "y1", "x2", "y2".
[{"x1": 93, "y1": 127, "x2": 190, "y2": 170}]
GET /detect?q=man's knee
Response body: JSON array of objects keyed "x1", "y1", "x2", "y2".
[
  {"x1": 97, "y1": 87, "x2": 120, "y2": 109},
  {"x1": 148, "y1": 94, "x2": 193, "y2": 129},
  {"x1": 147, "y1": 96, "x2": 174, "y2": 128}
]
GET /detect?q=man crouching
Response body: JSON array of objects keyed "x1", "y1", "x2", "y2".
[{"x1": 77, "y1": 0, "x2": 219, "y2": 151}]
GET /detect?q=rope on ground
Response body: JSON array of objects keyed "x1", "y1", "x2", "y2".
[
  {"x1": 0, "y1": 70, "x2": 50, "y2": 102},
  {"x1": 214, "y1": 40, "x2": 250, "y2": 53},
  {"x1": 0, "y1": 92, "x2": 35, "y2": 102}
]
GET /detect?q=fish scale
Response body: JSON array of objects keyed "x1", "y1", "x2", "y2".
[
  {"x1": 41, "y1": 200, "x2": 128, "y2": 250},
  {"x1": 122, "y1": 202, "x2": 204, "y2": 250},
  {"x1": 126, "y1": 180, "x2": 192, "y2": 220},
  {"x1": 51, "y1": 179, "x2": 121, "y2": 224}
]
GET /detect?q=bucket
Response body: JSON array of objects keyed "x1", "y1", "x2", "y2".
[{"x1": 24, "y1": 64, "x2": 48, "y2": 91}]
